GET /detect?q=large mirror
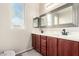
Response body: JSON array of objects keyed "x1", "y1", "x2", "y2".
[
  {"x1": 33, "y1": 17, "x2": 39, "y2": 28},
  {"x1": 40, "y1": 3, "x2": 77, "y2": 28}
]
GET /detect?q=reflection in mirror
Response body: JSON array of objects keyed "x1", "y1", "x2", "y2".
[
  {"x1": 44, "y1": 13, "x2": 59, "y2": 27},
  {"x1": 40, "y1": 4, "x2": 77, "y2": 28},
  {"x1": 40, "y1": 15, "x2": 47, "y2": 27},
  {"x1": 46, "y1": 13, "x2": 59, "y2": 26},
  {"x1": 54, "y1": 15, "x2": 59, "y2": 25},
  {"x1": 33, "y1": 17, "x2": 39, "y2": 28},
  {"x1": 56, "y1": 6, "x2": 73, "y2": 25},
  {"x1": 47, "y1": 14, "x2": 53, "y2": 26}
]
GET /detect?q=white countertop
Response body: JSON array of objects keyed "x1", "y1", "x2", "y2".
[{"x1": 32, "y1": 32, "x2": 79, "y2": 42}]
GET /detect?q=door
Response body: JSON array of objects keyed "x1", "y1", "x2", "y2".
[
  {"x1": 36, "y1": 34, "x2": 41, "y2": 52},
  {"x1": 63, "y1": 39, "x2": 73, "y2": 56},
  {"x1": 32, "y1": 34, "x2": 36, "y2": 49},
  {"x1": 58, "y1": 38, "x2": 64, "y2": 56},
  {"x1": 72, "y1": 41, "x2": 79, "y2": 56},
  {"x1": 47, "y1": 36, "x2": 57, "y2": 56},
  {"x1": 41, "y1": 35, "x2": 47, "y2": 56},
  {"x1": 58, "y1": 38, "x2": 79, "y2": 56}
]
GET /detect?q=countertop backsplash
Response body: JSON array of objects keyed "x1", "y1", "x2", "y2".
[
  {"x1": 32, "y1": 27, "x2": 79, "y2": 35},
  {"x1": 32, "y1": 27, "x2": 79, "y2": 41}
]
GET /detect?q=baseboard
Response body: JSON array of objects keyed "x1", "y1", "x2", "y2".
[{"x1": 16, "y1": 48, "x2": 33, "y2": 55}]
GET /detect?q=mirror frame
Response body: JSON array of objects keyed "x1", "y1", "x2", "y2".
[{"x1": 33, "y1": 17, "x2": 40, "y2": 28}]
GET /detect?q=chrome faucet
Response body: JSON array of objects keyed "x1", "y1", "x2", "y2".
[{"x1": 62, "y1": 29, "x2": 69, "y2": 35}]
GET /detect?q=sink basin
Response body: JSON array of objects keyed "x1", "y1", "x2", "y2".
[{"x1": 33, "y1": 32, "x2": 79, "y2": 41}]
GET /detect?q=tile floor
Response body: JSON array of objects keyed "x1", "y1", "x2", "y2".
[{"x1": 22, "y1": 49, "x2": 42, "y2": 56}]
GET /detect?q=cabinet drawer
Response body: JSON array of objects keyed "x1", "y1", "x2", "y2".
[
  {"x1": 41, "y1": 35, "x2": 46, "y2": 40},
  {"x1": 36, "y1": 38, "x2": 40, "y2": 41},
  {"x1": 36, "y1": 44, "x2": 40, "y2": 52},
  {"x1": 41, "y1": 48, "x2": 47, "y2": 56},
  {"x1": 32, "y1": 34, "x2": 36, "y2": 49},
  {"x1": 41, "y1": 39, "x2": 46, "y2": 43},
  {"x1": 36, "y1": 39, "x2": 40, "y2": 42},
  {"x1": 41, "y1": 46, "x2": 46, "y2": 50},
  {"x1": 41, "y1": 39, "x2": 46, "y2": 46},
  {"x1": 36, "y1": 42, "x2": 40, "y2": 45}
]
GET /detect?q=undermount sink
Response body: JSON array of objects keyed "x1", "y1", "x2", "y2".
[{"x1": 35, "y1": 31, "x2": 79, "y2": 40}]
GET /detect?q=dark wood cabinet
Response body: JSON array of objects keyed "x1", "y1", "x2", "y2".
[
  {"x1": 58, "y1": 39, "x2": 64, "y2": 56},
  {"x1": 35, "y1": 34, "x2": 41, "y2": 52},
  {"x1": 41, "y1": 35, "x2": 47, "y2": 56},
  {"x1": 47, "y1": 36, "x2": 57, "y2": 56},
  {"x1": 58, "y1": 38, "x2": 79, "y2": 56},
  {"x1": 32, "y1": 34, "x2": 79, "y2": 56},
  {"x1": 72, "y1": 41, "x2": 79, "y2": 56},
  {"x1": 32, "y1": 34, "x2": 36, "y2": 49}
]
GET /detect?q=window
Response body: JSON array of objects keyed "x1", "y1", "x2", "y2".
[{"x1": 11, "y1": 3, "x2": 25, "y2": 29}]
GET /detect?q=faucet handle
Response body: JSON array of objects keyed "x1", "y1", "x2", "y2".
[{"x1": 66, "y1": 32, "x2": 69, "y2": 35}]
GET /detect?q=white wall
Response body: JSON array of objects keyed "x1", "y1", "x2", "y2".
[
  {"x1": 24, "y1": 3, "x2": 40, "y2": 53},
  {"x1": 0, "y1": 3, "x2": 40, "y2": 53}
]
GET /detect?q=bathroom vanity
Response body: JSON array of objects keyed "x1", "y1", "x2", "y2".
[
  {"x1": 32, "y1": 33, "x2": 79, "y2": 56},
  {"x1": 32, "y1": 3, "x2": 79, "y2": 56}
]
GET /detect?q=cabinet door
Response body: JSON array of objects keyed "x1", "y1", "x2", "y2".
[
  {"x1": 63, "y1": 40, "x2": 74, "y2": 56},
  {"x1": 58, "y1": 38, "x2": 79, "y2": 56},
  {"x1": 72, "y1": 41, "x2": 79, "y2": 56},
  {"x1": 58, "y1": 39, "x2": 64, "y2": 56},
  {"x1": 47, "y1": 36, "x2": 57, "y2": 56},
  {"x1": 41, "y1": 35, "x2": 47, "y2": 56},
  {"x1": 36, "y1": 35, "x2": 41, "y2": 52},
  {"x1": 32, "y1": 34, "x2": 36, "y2": 49}
]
